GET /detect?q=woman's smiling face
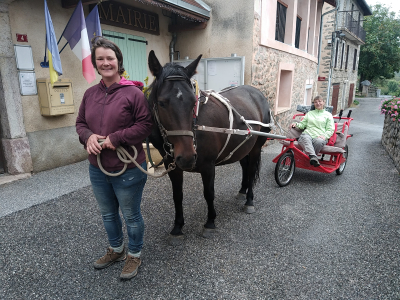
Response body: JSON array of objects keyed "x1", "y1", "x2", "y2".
[
  {"x1": 95, "y1": 47, "x2": 120, "y2": 82},
  {"x1": 314, "y1": 98, "x2": 325, "y2": 110}
]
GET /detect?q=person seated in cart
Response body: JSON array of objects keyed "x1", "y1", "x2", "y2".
[{"x1": 291, "y1": 95, "x2": 334, "y2": 167}]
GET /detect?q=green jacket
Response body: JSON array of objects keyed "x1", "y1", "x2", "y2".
[{"x1": 296, "y1": 109, "x2": 334, "y2": 139}]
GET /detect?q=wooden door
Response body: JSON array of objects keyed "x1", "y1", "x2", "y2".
[
  {"x1": 348, "y1": 83, "x2": 354, "y2": 107},
  {"x1": 331, "y1": 83, "x2": 340, "y2": 115}
]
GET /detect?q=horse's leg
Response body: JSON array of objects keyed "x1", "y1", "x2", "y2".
[
  {"x1": 200, "y1": 165, "x2": 217, "y2": 238},
  {"x1": 243, "y1": 140, "x2": 264, "y2": 214},
  {"x1": 167, "y1": 168, "x2": 185, "y2": 245},
  {"x1": 236, "y1": 155, "x2": 249, "y2": 201}
]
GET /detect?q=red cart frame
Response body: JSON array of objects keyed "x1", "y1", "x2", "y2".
[{"x1": 272, "y1": 114, "x2": 353, "y2": 187}]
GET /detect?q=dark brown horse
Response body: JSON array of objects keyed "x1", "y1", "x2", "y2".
[{"x1": 147, "y1": 51, "x2": 271, "y2": 244}]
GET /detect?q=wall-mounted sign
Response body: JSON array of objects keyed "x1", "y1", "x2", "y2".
[
  {"x1": 90, "y1": 2, "x2": 159, "y2": 36},
  {"x1": 318, "y1": 76, "x2": 326, "y2": 81},
  {"x1": 14, "y1": 45, "x2": 34, "y2": 70},
  {"x1": 18, "y1": 71, "x2": 37, "y2": 95},
  {"x1": 16, "y1": 34, "x2": 28, "y2": 42}
]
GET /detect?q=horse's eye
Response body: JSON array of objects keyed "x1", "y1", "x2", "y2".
[{"x1": 158, "y1": 101, "x2": 166, "y2": 108}]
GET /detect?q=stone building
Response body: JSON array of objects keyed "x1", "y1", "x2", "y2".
[
  {"x1": 0, "y1": 0, "x2": 334, "y2": 177},
  {"x1": 317, "y1": 0, "x2": 371, "y2": 114}
]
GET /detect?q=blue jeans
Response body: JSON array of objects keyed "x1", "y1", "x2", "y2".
[{"x1": 89, "y1": 162, "x2": 147, "y2": 254}]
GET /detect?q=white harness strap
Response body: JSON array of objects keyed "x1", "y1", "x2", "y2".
[{"x1": 209, "y1": 92, "x2": 234, "y2": 159}]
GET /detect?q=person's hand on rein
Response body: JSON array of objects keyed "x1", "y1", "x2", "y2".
[
  {"x1": 86, "y1": 134, "x2": 106, "y2": 155},
  {"x1": 101, "y1": 136, "x2": 116, "y2": 151}
]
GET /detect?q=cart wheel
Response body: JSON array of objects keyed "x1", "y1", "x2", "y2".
[
  {"x1": 275, "y1": 152, "x2": 295, "y2": 187},
  {"x1": 336, "y1": 145, "x2": 348, "y2": 175}
]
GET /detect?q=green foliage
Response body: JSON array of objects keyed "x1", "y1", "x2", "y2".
[
  {"x1": 387, "y1": 80, "x2": 399, "y2": 93},
  {"x1": 359, "y1": 4, "x2": 400, "y2": 82}
]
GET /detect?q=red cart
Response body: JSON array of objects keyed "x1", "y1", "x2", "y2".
[{"x1": 272, "y1": 110, "x2": 353, "y2": 187}]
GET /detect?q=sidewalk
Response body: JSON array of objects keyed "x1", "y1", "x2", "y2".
[{"x1": 0, "y1": 160, "x2": 91, "y2": 218}]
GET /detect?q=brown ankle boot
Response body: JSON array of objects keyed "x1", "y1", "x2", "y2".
[
  {"x1": 120, "y1": 255, "x2": 141, "y2": 279},
  {"x1": 93, "y1": 247, "x2": 126, "y2": 269}
]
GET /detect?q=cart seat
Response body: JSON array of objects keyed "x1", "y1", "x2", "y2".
[{"x1": 282, "y1": 121, "x2": 349, "y2": 154}]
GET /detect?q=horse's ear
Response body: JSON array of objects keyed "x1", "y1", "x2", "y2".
[
  {"x1": 185, "y1": 54, "x2": 202, "y2": 78},
  {"x1": 148, "y1": 50, "x2": 162, "y2": 78}
]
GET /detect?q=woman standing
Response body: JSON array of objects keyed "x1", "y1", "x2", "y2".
[{"x1": 76, "y1": 37, "x2": 152, "y2": 280}]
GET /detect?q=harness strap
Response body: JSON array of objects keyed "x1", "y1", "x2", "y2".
[
  {"x1": 166, "y1": 130, "x2": 194, "y2": 137},
  {"x1": 209, "y1": 92, "x2": 234, "y2": 160}
]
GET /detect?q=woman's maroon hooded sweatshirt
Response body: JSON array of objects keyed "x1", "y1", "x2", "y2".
[{"x1": 76, "y1": 78, "x2": 153, "y2": 172}]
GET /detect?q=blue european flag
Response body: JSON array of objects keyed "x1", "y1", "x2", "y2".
[{"x1": 86, "y1": 5, "x2": 102, "y2": 46}]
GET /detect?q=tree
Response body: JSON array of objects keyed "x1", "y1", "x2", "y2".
[{"x1": 358, "y1": 5, "x2": 400, "y2": 84}]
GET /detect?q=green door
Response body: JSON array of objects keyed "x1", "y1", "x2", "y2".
[{"x1": 102, "y1": 30, "x2": 147, "y2": 83}]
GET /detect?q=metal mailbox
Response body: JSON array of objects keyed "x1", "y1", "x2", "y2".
[{"x1": 36, "y1": 78, "x2": 75, "y2": 116}]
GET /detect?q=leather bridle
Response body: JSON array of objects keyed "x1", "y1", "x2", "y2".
[{"x1": 152, "y1": 75, "x2": 198, "y2": 160}]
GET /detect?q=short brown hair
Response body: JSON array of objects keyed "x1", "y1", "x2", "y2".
[
  {"x1": 91, "y1": 36, "x2": 125, "y2": 75},
  {"x1": 313, "y1": 95, "x2": 323, "y2": 101}
]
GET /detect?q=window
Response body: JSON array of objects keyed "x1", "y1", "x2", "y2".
[
  {"x1": 340, "y1": 43, "x2": 345, "y2": 69},
  {"x1": 295, "y1": 16, "x2": 301, "y2": 49},
  {"x1": 345, "y1": 45, "x2": 350, "y2": 70},
  {"x1": 334, "y1": 39, "x2": 339, "y2": 68},
  {"x1": 353, "y1": 49, "x2": 358, "y2": 70},
  {"x1": 275, "y1": 1, "x2": 287, "y2": 43},
  {"x1": 275, "y1": 62, "x2": 294, "y2": 114}
]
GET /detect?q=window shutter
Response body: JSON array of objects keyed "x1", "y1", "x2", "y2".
[
  {"x1": 353, "y1": 49, "x2": 358, "y2": 70},
  {"x1": 345, "y1": 45, "x2": 350, "y2": 70},
  {"x1": 340, "y1": 43, "x2": 345, "y2": 69},
  {"x1": 275, "y1": 2, "x2": 287, "y2": 43},
  {"x1": 334, "y1": 40, "x2": 339, "y2": 68},
  {"x1": 295, "y1": 17, "x2": 301, "y2": 49}
]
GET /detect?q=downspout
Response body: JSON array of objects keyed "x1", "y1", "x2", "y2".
[
  {"x1": 170, "y1": 32, "x2": 177, "y2": 63},
  {"x1": 326, "y1": 0, "x2": 340, "y2": 105}
]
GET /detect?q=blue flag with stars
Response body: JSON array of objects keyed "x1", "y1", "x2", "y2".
[{"x1": 86, "y1": 5, "x2": 102, "y2": 46}]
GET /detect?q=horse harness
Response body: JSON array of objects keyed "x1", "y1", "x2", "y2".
[{"x1": 152, "y1": 75, "x2": 274, "y2": 167}]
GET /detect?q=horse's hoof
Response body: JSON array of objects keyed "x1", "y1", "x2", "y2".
[
  {"x1": 244, "y1": 205, "x2": 255, "y2": 214},
  {"x1": 202, "y1": 227, "x2": 216, "y2": 239},
  {"x1": 168, "y1": 234, "x2": 184, "y2": 246},
  {"x1": 235, "y1": 193, "x2": 246, "y2": 201}
]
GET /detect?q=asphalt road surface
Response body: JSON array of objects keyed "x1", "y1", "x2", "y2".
[{"x1": 0, "y1": 97, "x2": 399, "y2": 299}]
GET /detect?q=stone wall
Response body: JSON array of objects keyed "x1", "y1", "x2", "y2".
[{"x1": 381, "y1": 115, "x2": 400, "y2": 173}]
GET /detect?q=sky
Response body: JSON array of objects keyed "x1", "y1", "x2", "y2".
[{"x1": 366, "y1": 0, "x2": 400, "y2": 15}]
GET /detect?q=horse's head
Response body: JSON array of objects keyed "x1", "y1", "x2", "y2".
[{"x1": 148, "y1": 50, "x2": 202, "y2": 171}]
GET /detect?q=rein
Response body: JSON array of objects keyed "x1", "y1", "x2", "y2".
[{"x1": 96, "y1": 139, "x2": 176, "y2": 178}]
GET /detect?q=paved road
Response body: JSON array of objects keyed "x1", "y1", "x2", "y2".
[{"x1": 1, "y1": 98, "x2": 399, "y2": 299}]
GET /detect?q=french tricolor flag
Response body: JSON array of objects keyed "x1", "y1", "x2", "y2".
[{"x1": 62, "y1": 1, "x2": 95, "y2": 83}]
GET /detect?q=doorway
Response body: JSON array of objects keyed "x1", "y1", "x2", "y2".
[
  {"x1": 348, "y1": 83, "x2": 354, "y2": 107},
  {"x1": 331, "y1": 83, "x2": 340, "y2": 115}
]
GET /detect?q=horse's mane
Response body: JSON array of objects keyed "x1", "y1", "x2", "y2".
[{"x1": 149, "y1": 63, "x2": 191, "y2": 99}]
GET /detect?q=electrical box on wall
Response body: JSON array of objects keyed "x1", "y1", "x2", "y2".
[{"x1": 36, "y1": 78, "x2": 75, "y2": 116}]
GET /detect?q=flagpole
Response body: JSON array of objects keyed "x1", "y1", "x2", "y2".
[
  {"x1": 59, "y1": 42, "x2": 69, "y2": 55},
  {"x1": 57, "y1": 0, "x2": 82, "y2": 45},
  {"x1": 40, "y1": 34, "x2": 49, "y2": 68}
]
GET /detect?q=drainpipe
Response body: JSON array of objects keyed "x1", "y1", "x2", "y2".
[
  {"x1": 326, "y1": 0, "x2": 341, "y2": 105},
  {"x1": 170, "y1": 32, "x2": 177, "y2": 63}
]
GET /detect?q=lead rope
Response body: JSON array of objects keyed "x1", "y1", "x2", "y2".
[{"x1": 96, "y1": 139, "x2": 176, "y2": 178}]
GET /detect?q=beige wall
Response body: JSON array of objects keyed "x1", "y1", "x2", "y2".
[
  {"x1": 7, "y1": 0, "x2": 174, "y2": 171},
  {"x1": 9, "y1": 0, "x2": 172, "y2": 134},
  {"x1": 175, "y1": 0, "x2": 254, "y2": 85}
]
